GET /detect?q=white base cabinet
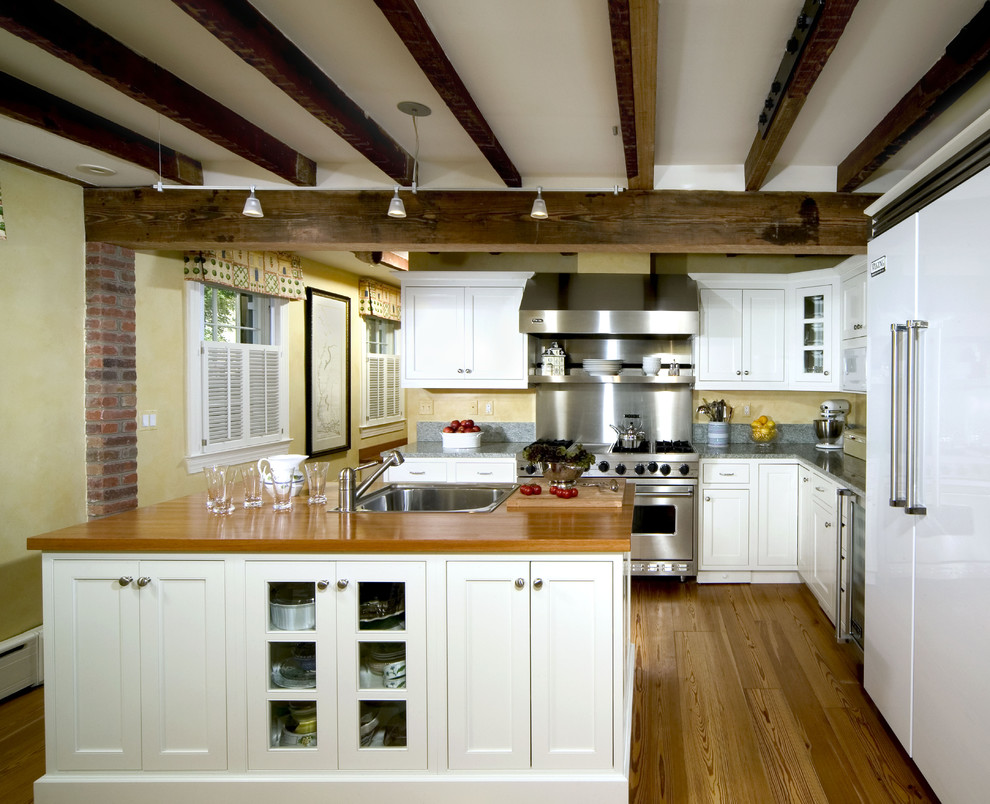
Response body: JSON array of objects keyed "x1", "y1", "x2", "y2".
[
  {"x1": 38, "y1": 551, "x2": 627, "y2": 804},
  {"x1": 385, "y1": 456, "x2": 516, "y2": 484},
  {"x1": 698, "y1": 460, "x2": 798, "y2": 580},
  {"x1": 48, "y1": 559, "x2": 227, "y2": 771},
  {"x1": 798, "y1": 471, "x2": 840, "y2": 622},
  {"x1": 446, "y1": 560, "x2": 614, "y2": 771}
]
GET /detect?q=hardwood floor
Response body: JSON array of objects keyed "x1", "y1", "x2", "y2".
[
  {"x1": 0, "y1": 685, "x2": 44, "y2": 804},
  {"x1": 0, "y1": 581, "x2": 938, "y2": 803},
  {"x1": 630, "y1": 579, "x2": 939, "y2": 803}
]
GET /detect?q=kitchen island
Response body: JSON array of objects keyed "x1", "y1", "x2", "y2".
[{"x1": 27, "y1": 487, "x2": 633, "y2": 804}]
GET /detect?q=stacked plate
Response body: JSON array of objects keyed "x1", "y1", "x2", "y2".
[{"x1": 582, "y1": 359, "x2": 623, "y2": 376}]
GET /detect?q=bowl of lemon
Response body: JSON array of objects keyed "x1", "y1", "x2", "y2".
[{"x1": 750, "y1": 415, "x2": 777, "y2": 445}]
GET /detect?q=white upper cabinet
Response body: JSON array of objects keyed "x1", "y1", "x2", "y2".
[
  {"x1": 696, "y1": 286, "x2": 786, "y2": 388},
  {"x1": 401, "y1": 272, "x2": 531, "y2": 389},
  {"x1": 791, "y1": 280, "x2": 839, "y2": 389},
  {"x1": 840, "y1": 259, "x2": 868, "y2": 340}
]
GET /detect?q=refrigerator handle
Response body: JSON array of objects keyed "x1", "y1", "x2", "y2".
[
  {"x1": 905, "y1": 320, "x2": 928, "y2": 515},
  {"x1": 889, "y1": 324, "x2": 907, "y2": 507},
  {"x1": 836, "y1": 489, "x2": 854, "y2": 642}
]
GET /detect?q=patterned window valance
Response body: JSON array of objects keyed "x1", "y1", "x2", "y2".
[
  {"x1": 358, "y1": 278, "x2": 401, "y2": 322},
  {"x1": 184, "y1": 249, "x2": 304, "y2": 300}
]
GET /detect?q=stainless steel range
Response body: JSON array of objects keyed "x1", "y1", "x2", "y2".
[{"x1": 518, "y1": 437, "x2": 698, "y2": 579}]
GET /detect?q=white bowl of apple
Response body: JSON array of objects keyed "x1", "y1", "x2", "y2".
[{"x1": 441, "y1": 418, "x2": 482, "y2": 448}]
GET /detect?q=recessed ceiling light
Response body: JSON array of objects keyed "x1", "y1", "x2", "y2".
[
  {"x1": 397, "y1": 101, "x2": 431, "y2": 117},
  {"x1": 77, "y1": 164, "x2": 117, "y2": 176}
]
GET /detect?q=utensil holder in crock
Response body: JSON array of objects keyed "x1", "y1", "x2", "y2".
[{"x1": 707, "y1": 421, "x2": 729, "y2": 446}]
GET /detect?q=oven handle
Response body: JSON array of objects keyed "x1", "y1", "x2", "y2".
[{"x1": 633, "y1": 488, "x2": 696, "y2": 498}]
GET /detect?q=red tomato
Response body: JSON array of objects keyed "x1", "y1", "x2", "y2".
[
  {"x1": 530, "y1": 484, "x2": 542, "y2": 495},
  {"x1": 519, "y1": 485, "x2": 534, "y2": 496},
  {"x1": 569, "y1": 488, "x2": 579, "y2": 498}
]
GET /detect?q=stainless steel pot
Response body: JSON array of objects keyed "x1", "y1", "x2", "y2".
[{"x1": 609, "y1": 423, "x2": 645, "y2": 449}]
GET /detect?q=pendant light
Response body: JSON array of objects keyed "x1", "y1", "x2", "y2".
[
  {"x1": 387, "y1": 186, "x2": 406, "y2": 218},
  {"x1": 242, "y1": 186, "x2": 264, "y2": 218},
  {"x1": 530, "y1": 186, "x2": 548, "y2": 219}
]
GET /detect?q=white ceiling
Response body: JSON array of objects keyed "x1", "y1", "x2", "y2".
[{"x1": 1, "y1": 0, "x2": 989, "y2": 195}]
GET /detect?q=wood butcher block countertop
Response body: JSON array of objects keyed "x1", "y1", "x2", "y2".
[{"x1": 26, "y1": 484, "x2": 633, "y2": 554}]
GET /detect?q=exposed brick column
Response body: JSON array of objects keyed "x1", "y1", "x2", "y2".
[{"x1": 85, "y1": 242, "x2": 138, "y2": 519}]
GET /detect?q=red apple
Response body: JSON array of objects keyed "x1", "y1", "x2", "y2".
[
  {"x1": 450, "y1": 420, "x2": 461, "y2": 429},
  {"x1": 442, "y1": 426, "x2": 454, "y2": 433},
  {"x1": 462, "y1": 419, "x2": 474, "y2": 428}
]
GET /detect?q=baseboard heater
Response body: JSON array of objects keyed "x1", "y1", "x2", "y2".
[{"x1": 0, "y1": 626, "x2": 43, "y2": 700}]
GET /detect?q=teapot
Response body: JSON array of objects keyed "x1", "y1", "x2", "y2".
[
  {"x1": 258, "y1": 454, "x2": 308, "y2": 484},
  {"x1": 609, "y1": 423, "x2": 645, "y2": 450}
]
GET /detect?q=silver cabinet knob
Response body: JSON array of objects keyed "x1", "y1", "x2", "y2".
[
  {"x1": 457, "y1": 368, "x2": 465, "y2": 374},
  {"x1": 803, "y1": 477, "x2": 809, "y2": 483},
  {"x1": 137, "y1": 576, "x2": 151, "y2": 587},
  {"x1": 514, "y1": 578, "x2": 525, "y2": 589},
  {"x1": 736, "y1": 370, "x2": 742, "y2": 376},
  {"x1": 336, "y1": 579, "x2": 349, "y2": 590},
  {"x1": 532, "y1": 578, "x2": 544, "y2": 590},
  {"x1": 744, "y1": 370, "x2": 750, "y2": 375},
  {"x1": 705, "y1": 496, "x2": 711, "y2": 502},
  {"x1": 824, "y1": 370, "x2": 829, "y2": 376},
  {"x1": 465, "y1": 368, "x2": 472, "y2": 374},
  {"x1": 317, "y1": 580, "x2": 330, "y2": 590},
  {"x1": 117, "y1": 576, "x2": 133, "y2": 587}
]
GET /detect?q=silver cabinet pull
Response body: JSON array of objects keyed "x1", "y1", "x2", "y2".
[
  {"x1": 836, "y1": 489, "x2": 854, "y2": 642},
  {"x1": 532, "y1": 578, "x2": 543, "y2": 590},
  {"x1": 802, "y1": 477, "x2": 809, "y2": 483},
  {"x1": 409, "y1": 470, "x2": 427, "y2": 475},
  {"x1": 336, "y1": 579, "x2": 349, "y2": 590},
  {"x1": 514, "y1": 578, "x2": 525, "y2": 589},
  {"x1": 477, "y1": 471, "x2": 493, "y2": 476},
  {"x1": 137, "y1": 577, "x2": 151, "y2": 587},
  {"x1": 317, "y1": 580, "x2": 330, "y2": 590},
  {"x1": 815, "y1": 486, "x2": 825, "y2": 493},
  {"x1": 890, "y1": 324, "x2": 907, "y2": 507},
  {"x1": 718, "y1": 472, "x2": 736, "y2": 477},
  {"x1": 905, "y1": 320, "x2": 928, "y2": 515},
  {"x1": 117, "y1": 576, "x2": 133, "y2": 587}
]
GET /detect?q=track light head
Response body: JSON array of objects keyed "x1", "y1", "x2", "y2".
[
  {"x1": 530, "y1": 186, "x2": 548, "y2": 219},
  {"x1": 242, "y1": 186, "x2": 264, "y2": 218},
  {"x1": 388, "y1": 186, "x2": 406, "y2": 218}
]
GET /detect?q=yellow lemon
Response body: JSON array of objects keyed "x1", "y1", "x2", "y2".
[{"x1": 758, "y1": 415, "x2": 768, "y2": 425}]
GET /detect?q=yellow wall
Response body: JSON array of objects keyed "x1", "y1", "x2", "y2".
[
  {"x1": 693, "y1": 390, "x2": 866, "y2": 428},
  {"x1": 133, "y1": 251, "x2": 405, "y2": 506},
  {"x1": 0, "y1": 162, "x2": 87, "y2": 641}
]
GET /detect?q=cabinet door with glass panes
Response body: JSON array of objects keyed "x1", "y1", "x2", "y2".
[
  {"x1": 793, "y1": 283, "x2": 838, "y2": 387},
  {"x1": 245, "y1": 562, "x2": 337, "y2": 770},
  {"x1": 335, "y1": 561, "x2": 427, "y2": 770}
]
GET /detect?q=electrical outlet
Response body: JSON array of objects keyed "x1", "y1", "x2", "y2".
[
  {"x1": 743, "y1": 404, "x2": 751, "y2": 416},
  {"x1": 482, "y1": 399, "x2": 495, "y2": 416},
  {"x1": 465, "y1": 399, "x2": 478, "y2": 415},
  {"x1": 418, "y1": 399, "x2": 434, "y2": 415}
]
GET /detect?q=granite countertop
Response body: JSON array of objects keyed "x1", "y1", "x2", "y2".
[{"x1": 697, "y1": 442, "x2": 865, "y2": 496}]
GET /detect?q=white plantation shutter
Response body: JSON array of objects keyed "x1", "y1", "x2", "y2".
[
  {"x1": 202, "y1": 342, "x2": 281, "y2": 448},
  {"x1": 365, "y1": 353, "x2": 402, "y2": 424}
]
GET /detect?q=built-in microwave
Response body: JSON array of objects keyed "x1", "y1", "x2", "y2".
[{"x1": 841, "y1": 337, "x2": 867, "y2": 393}]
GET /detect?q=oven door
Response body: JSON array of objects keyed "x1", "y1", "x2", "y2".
[{"x1": 630, "y1": 479, "x2": 697, "y2": 577}]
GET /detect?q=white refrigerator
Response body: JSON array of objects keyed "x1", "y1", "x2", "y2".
[{"x1": 866, "y1": 164, "x2": 990, "y2": 803}]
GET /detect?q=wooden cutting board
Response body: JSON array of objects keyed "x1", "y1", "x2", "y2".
[{"x1": 505, "y1": 481, "x2": 625, "y2": 509}]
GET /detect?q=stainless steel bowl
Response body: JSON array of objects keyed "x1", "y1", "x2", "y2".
[{"x1": 814, "y1": 418, "x2": 845, "y2": 442}]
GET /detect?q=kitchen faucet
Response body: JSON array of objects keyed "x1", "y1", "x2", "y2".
[{"x1": 337, "y1": 450, "x2": 404, "y2": 511}]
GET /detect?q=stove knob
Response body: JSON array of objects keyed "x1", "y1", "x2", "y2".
[
  {"x1": 615, "y1": 464, "x2": 627, "y2": 475},
  {"x1": 678, "y1": 464, "x2": 690, "y2": 476},
  {"x1": 634, "y1": 464, "x2": 646, "y2": 475},
  {"x1": 597, "y1": 460, "x2": 610, "y2": 473},
  {"x1": 647, "y1": 462, "x2": 659, "y2": 473},
  {"x1": 525, "y1": 464, "x2": 537, "y2": 475},
  {"x1": 659, "y1": 464, "x2": 671, "y2": 476}
]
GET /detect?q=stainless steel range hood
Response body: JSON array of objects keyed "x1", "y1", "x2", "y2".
[{"x1": 518, "y1": 273, "x2": 698, "y2": 335}]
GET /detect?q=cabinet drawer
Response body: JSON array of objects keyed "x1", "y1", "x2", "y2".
[
  {"x1": 386, "y1": 461, "x2": 448, "y2": 482},
  {"x1": 453, "y1": 460, "x2": 516, "y2": 483},
  {"x1": 811, "y1": 473, "x2": 838, "y2": 507},
  {"x1": 703, "y1": 463, "x2": 751, "y2": 484}
]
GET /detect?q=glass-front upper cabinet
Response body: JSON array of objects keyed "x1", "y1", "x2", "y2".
[{"x1": 793, "y1": 283, "x2": 837, "y2": 387}]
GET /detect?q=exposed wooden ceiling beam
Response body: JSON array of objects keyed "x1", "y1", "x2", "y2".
[
  {"x1": 745, "y1": 0, "x2": 859, "y2": 191},
  {"x1": 373, "y1": 0, "x2": 521, "y2": 187},
  {"x1": 0, "y1": 71, "x2": 203, "y2": 185},
  {"x1": 608, "y1": 0, "x2": 657, "y2": 190},
  {"x1": 84, "y1": 188, "x2": 875, "y2": 255},
  {"x1": 172, "y1": 0, "x2": 415, "y2": 185},
  {"x1": 838, "y1": 1, "x2": 990, "y2": 192},
  {"x1": 0, "y1": 0, "x2": 316, "y2": 185}
]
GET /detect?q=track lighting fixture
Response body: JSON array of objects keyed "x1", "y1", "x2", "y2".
[
  {"x1": 242, "y1": 186, "x2": 264, "y2": 218},
  {"x1": 530, "y1": 186, "x2": 548, "y2": 219},
  {"x1": 387, "y1": 186, "x2": 406, "y2": 218}
]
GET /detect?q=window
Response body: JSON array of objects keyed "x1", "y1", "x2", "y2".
[
  {"x1": 186, "y1": 283, "x2": 289, "y2": 471},
  {"x1": 362, "y1": 316, "x2": 404, "y2": 434}
]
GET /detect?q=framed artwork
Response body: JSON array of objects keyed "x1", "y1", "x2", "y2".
[{"x1": 305, "y1": 288, "x2": 351, "y2": 456}]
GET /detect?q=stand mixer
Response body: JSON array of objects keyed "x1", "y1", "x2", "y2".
[{"x1": 815, "y1": 399, "x2": 850, "y2": 450}]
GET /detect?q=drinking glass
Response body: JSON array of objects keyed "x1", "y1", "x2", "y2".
[
  {"x1": 271, "y1": 478, "x2": 294, "y2": 512},
  {"x1": 205, "y1": 464, "x2": 234, "y2": 514},
  {"x1": 305, "y1": 462, "x2": 329, "y2": 505},
  {"x1": 242, "y1": 464, "x2": 263, "y2": 508}
]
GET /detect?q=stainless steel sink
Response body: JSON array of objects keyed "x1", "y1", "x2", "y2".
[{"x1": 352, "y1": 483, "x2": 518, "y2": 513}]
